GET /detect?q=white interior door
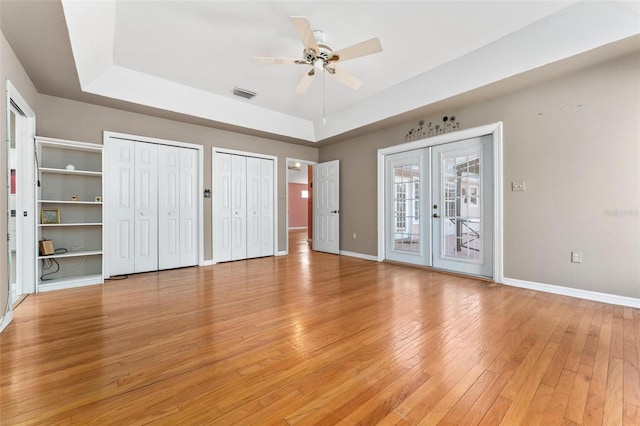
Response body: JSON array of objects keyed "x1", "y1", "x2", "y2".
[
  {"x1": 385, "y1": 149, "x2": 430, "y2": 265},
  {"x1": 213, "y1": 153, "x2": 232, "y2": 263},
  {"x1": 213, "y1": 152, "x2": 275, "y2": 263},
  {"x1": 432, "y1": 136, "x2": 493, "y2": 277},
  {"x1": 109, "y1": 138, "x2": 135, "y2": 276},
  {"x1": 158, "y1": 145, "x2": 180, "y2": 269},
  {"x1": 108, "y1": 137, "x2": 200, "y2": 275},
  {"x1": 246, "y1": 157, "x2": 262, "y2": 259},
  {"x1": 231, "y1": 155, "x2": 247, "y2": 261},
  {"x1": 179, "y1": 147, "x2": 198, "y2": 267},
  {"x1": 313, "y1": 160, "x2": 340, "y2": 254},
  {"x1": 134, "y1": 142, "x2": 158, "y2": 273}
]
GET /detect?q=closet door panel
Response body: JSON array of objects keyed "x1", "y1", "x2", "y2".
[
  {"x1": 134, "y1": 142, "x2": 158, "y2": 273},
  {"x1": 260, "y1": 159, "x2": 274, "y2": 256},
  {"x1": 109, "y1": 139, "x2": 135, "y2": 276},
  {"x1": 231, "y1": 155, "x2": 247, "y2": 260},
  {"x1": 246, "y1": 157, "x2": 261, "y2": 259},
  {"x1": 213, "y1": 153, "x2": 232, "y2": 263},
  {"x1": 179, "y1": 147, "x2": 198, "y2": 267},
  {"x1": 158, "y1": 145, "x2": 180, "y2": 270}
]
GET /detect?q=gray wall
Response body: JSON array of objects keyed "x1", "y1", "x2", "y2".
[
  {"x1": 1, "y1": 31, "x2": 39, "y2": 324},
  {"x1": 319, "y1": 52, "x2": 640, "y2": 299},
  {"x1": 36, "y1": 95, "x2": 319, "y2": 260}
]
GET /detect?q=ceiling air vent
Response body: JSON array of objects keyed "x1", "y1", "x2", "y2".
[{"x1": 232, "y1": 87, "x2": 256, "y2": 100}]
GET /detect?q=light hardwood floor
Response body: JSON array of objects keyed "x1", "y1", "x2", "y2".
[{"x1": 1, "y1": 229, "x2": 639, "y2": 425}]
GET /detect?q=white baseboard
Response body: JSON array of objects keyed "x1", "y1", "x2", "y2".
[
  {"x1": 276, "y1": 251, "x2": 287, "y2": 257},
  {"x1": 0, "y1": 310, "x2": 13, "y2": 334},
  {"x1": 340, "y1": 250, "x2": 378, "y2": 261},
  {"x1": 200, "y1": 260, "x2": 215, "y2": 266},
  {"x1": 502, "y1": 277, "x2": 640, "y2": 309}
]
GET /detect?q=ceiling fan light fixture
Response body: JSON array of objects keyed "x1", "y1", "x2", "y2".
[{"x1": 232, "y1": 87, "x2": 256, "y2": 100}]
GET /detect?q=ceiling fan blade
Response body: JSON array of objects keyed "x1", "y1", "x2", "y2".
[
  {"x1": 255, "y1": 57, "x2": 308, "y2": 65},
  {"x1": 330, "y1": 37, "x2": 382, "y2": 62},
  {"x1": 290, "y1": 16, "x2": 320, "y2": 53},
  {"x1": 328, "y1": 66, "x2": 363, "y2": 90},
  {"x1": 294, "y1": 70, "x2": 315, "y2": 94}
]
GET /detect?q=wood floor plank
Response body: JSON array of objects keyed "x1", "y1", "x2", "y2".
[
  {"x1": 583, "y1": 304, "x2": 613, "y2": 425},
  {"x1": 542, "y1": 368, "x2": 576, "y2": 425},
  {"x1": 0, "y1": 230, "x2": 637, "y2": 425},
  {"x1": 564, "y1": 323, "x2": 600, "y2": 424}
]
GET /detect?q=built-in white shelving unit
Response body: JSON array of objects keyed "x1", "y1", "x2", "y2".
[{"x1": 36, "y1": 136, "x2": 104, "y2": 292}]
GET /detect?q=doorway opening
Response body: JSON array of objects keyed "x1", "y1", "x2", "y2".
[{"x1": 285, "y1": 158, "x2": 315, "y2": 255}]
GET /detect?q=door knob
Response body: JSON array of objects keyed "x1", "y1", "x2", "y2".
[
  {"x1": 432, "y1": 213, "x2": 440, "y2": 218},
  {"x1": 331, "y1": 210, "x2": 339, "y2": 214}
]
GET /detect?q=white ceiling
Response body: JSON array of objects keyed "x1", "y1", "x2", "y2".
[{"x1": 19, "y1": 1, "x2": 640, "y2": 143}]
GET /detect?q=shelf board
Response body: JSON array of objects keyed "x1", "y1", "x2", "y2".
[
  {"x1": 39, "y1": 167, "x2": 101, "y2": 177},
  {"x1": 38, "y1": 274, "x2": 104, "y2": 292},
  {"x1": 38, "y1": 250, "x2": 102, "y2": 260},
  {"x1": 37, "y1": 137, "x2": 103, "y2": 152},
  {"x1": 39, "y1": 200, "x2": 102, "y2": 205},
  {"x1": 39, "y1": 223, "x2": 102, "y2": 227}
]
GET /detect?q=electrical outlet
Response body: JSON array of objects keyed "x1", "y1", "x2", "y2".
[
  {"x1": 353, "y1": 233, "x2": 357, "y2": 240},
  {"x1": 571, "y1": 251, "x2": 582, "y2": 263},
  {"x1": 511, "y1": 181, "x2": 526, "y2": 192}
]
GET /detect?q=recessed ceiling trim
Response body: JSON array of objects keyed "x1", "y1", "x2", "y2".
[
  {"x1": 84, "y1": 65, "x2": 316, "y2": 141},
  {"x1": 61, "y1": 0, "x2": 115, "y2": 88}
]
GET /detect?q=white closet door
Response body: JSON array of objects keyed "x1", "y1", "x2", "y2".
[
  {"x1": 260, "y1": 159, "x2": 274, "y2": 257},
  {"x1": 158, "y1": 145, "x2": 180, "y2": 270},
  {"x1": 109, "y1": 138, "x2": 135, "y2": 276},
  {"x1": 213, "y1": 153, "x2": 232, "y2": 263},
  {"x1": 179, "y1": 147, "x2": 198, "y2": 267},
  {"x1": 134, "y1": 142, "x2": 158, "y2": 273},
  {"x1": 246, "y1": 157, "x2": 262, "y2": 259},
  {"x1": 231, "y1": 155, "x2": 247, "y2": 260}
]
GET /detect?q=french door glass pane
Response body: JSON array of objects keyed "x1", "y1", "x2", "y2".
[
  {"x1": 442, "y1": 154, "x2": 481, "y2": 261},
  {"x1": 393, "y1": 163, "x2": 420, "y2": 253}
]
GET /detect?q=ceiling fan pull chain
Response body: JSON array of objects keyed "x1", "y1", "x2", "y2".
[{"x1": 323, "y1": 67, "x2": 327, "y2": 125}]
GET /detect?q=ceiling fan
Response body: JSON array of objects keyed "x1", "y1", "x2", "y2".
[{"x1": 255, "y1": 16, "x2": 383, "y2": 94}]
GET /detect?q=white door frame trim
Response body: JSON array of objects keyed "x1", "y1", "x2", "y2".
[
  {"x1": 6, "y1": 80, "x2": 37, "y2": 298},
  {"x1": 377, "y1": 122, "x2": 504, "y2": 283},
  {"x1": 211, "y1": 147, "x2": 278, "y2": 264},
  {"x1": 103, "y1": 131, "x2": 205, "y2": 277}
]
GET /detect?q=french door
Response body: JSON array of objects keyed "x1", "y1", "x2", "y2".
[
  {"x1": 385, "y1": 136, "x2": 493, "y2": 278},
  {"x1": 384, "y1": 150, "x2": 429, "y2": 265}
]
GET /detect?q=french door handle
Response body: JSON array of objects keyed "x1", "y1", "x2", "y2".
[
  {"x1": 432, "y1": 213, "x2": 440, "y2": 218},
  {"x1": 331, "y1": 210, "x2": 339, "y2": 214}
]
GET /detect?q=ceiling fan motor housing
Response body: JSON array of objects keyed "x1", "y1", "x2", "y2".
[{"x1": 304, "y1": 43, "x2": 333, "y2": 63}]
